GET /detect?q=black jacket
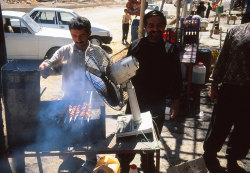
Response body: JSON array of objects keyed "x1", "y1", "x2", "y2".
[{"x1": 127, "y1": 37, "x2": 182, "y2": 112}]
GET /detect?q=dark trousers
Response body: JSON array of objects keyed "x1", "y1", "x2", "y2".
[
  {"x1": 122, "y1": 23, "x2": 129, "y2": 42},
  {"x1": 117, "y1": 102, "x2": 166, "y2": 173},
  {"x1": 203, "y1": 84, "x2": 250, "y2": 160},
  {"x1": 205, "y1": 10, "x2": 210, "y2": 18}
]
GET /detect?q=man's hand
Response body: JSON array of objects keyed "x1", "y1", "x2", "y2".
[
  {"x1": 170, "y1": 99, "x2": 179, "y2": 119},
  {"x1": 39, "y1": 62, "x2": 49, "y2": 70},
  {"x1": 209, "y1": 84, "x2": 219, "y2": 102}
]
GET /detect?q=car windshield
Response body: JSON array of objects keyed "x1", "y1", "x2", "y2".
[
  {"x1": 147, "y1": 4, "x2": 159, "y2": 10},
  {"x1": 23, "y1": 14, "x2": 41, "y2": 33},
  {"x1": 148, "y1": 6, "x2": 155, "y2": 9},
  {"x1": 71, "y1": 11, "x2": 79, "y2": 17}
]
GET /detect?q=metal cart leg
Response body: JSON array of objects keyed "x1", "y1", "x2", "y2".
[{"x1": 156, "y1": 149, "x2": 160, "y2": 173}]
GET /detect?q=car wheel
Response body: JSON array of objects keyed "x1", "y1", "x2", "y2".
[
  {"x1": 44, "y1": 47, "x2": 59, "y2": 59},
  {"x1": 90, "y1": 36, "x2": 102, "y2": 46}
]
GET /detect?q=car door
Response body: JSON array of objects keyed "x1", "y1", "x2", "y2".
[
  {"x1": 33, "y1": 10, "x2": 57, "y2": 29},
  {"x1": 4, "y1": 17, "x2": 38, "y2": 60},
  {"x1": 57, "y1": 11, "x2": 74, "y2": 30}
]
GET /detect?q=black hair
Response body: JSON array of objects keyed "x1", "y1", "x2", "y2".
[
  {"x1": 143, "y1": 10, "x2": 166, "y2": 27},
  {"x1": 69, "y1": 16, "x2": 91, "y2": 33}
]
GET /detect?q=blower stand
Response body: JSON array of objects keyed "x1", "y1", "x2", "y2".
[{"x1": 116, "y1": 111, "x2": 153, "y2": 138}]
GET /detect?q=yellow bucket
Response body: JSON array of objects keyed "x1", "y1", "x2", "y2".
[{"x1": 93, "y1": 156, "x2": 120, "y2": 173}]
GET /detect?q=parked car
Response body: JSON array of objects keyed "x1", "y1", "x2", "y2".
[
  {"x1": 29, "y1": 7, "x2": 113, "y2": 46},
  {"x1": 2, "y1": 10, "x2": 73, "y2": 60},
  {"x1": 145, "y1": 4, "x2": 168, "y2": 16},
  {"x1": 146, "y1": 4, "x2": 160, "y2": 12}
]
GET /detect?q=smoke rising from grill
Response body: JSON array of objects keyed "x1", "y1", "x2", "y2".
[
  {"x1": 33, "y1": 66, "x2": 105, "y2": 150},
  {"x1": 2, "y1": 60, "x2": 105, "y2": 172}
]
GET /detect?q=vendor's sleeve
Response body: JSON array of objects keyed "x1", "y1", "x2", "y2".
[{"x1": 212, "y1": 30, "x2": 231, "y2": 85}]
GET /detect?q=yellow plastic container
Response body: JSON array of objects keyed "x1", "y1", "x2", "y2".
[{"x1": 93, "y1": 156, "x2": 120, "y2": 173}]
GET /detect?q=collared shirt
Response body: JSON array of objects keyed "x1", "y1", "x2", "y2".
[
  {"x1": 45, "y1": 42, "x2": 92, "y2": 99},
  {"x1": 212, "y1": 23, "x2": 250, "y2": 87},
  {"x1": 44, "y1": 42, "x2": 112, "y2": 99}
]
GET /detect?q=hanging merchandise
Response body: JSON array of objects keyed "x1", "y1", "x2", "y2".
[{"x1": 126, "y1": 0, "x2": 148, "y2": 16}]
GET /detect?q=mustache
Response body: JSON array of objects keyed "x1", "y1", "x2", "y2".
[
  {"x1": 149, "y1": 31, "x2": 163, "y2": 35},
  {"x1": 76, "y1": 41, "x2": 84, "y2": 44}
]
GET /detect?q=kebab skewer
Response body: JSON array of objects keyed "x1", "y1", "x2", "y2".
[{"x1": 62, "y1": 91, "x2": 93, "y2": 130}]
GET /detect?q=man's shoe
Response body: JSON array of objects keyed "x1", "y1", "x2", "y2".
[
  {"x1": 203, "y1": 154, "x2": 227, "y2": 173},
  {"x1": 227, "y1": 158, "x2": 247, "y2": 173}
]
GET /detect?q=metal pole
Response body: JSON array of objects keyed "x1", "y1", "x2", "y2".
[
  {"x1": 229, "y1": 0, "x2": 233, "y2": 14},
  {"x1": 0, "y1": 5, "x2": 7, "y2": 67},
  {"x1": 160, "y1": 0, "x2": 165, "y2": 12},
  {"x1": 182, "y1": 0, "x2": 188, "y2": 18},
  {"x1": 138, "y1": 0, "x2": 146, "y2": 39},
  {"x1": 126, "y1": 81, "x2": 141, "y2": 124},
  {"x1": 0, "y1": 4, "x2": 7, "y2": 154},
  {"x1": 176, "y1": 0, "x2": 181, "y2": 28},
  {"x1": 188, "y1": 0, "x2": 194, "y2": 16}
]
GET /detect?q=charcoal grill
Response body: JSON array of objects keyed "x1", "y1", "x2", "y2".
[{"x1": 38, "y1": 91, "x2": 106, "y2": 149}]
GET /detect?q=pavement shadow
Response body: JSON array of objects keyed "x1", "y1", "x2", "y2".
[
  {"x1": 162, "y1": 118, "x2": 185, "y2": 166},
  {"x1": 161, "y1": 82, "x2": 214, "y2": 169},
  {"x1": 58, "y1": 155, "x2": 85, "y2": 173}
]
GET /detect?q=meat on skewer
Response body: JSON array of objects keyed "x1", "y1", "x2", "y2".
[{"x1": 62, "y1": 100, "x2": 92, "y2": 128}]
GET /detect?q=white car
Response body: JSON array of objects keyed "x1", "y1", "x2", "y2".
[
  {"x1": 146, "y1": 4, "x2": 160, "y2": 12},
  {"x1": 2, "y1": 10, "x2": 73, "y2": 60},
  {"x1": 145, "y1": 4, "x2": 168, "y2": 16},
  {"x1": 29, "y1": 7, "x2": 113, "y2": 46}
]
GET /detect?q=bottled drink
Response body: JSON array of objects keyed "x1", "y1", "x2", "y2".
[{"x1": 129, "y1": 164, "x2": 138, "y2": 173}]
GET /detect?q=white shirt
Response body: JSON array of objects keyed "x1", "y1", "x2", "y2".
[{"x1": 44, "y1": 42, "x2": 110, "y2": 99}]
